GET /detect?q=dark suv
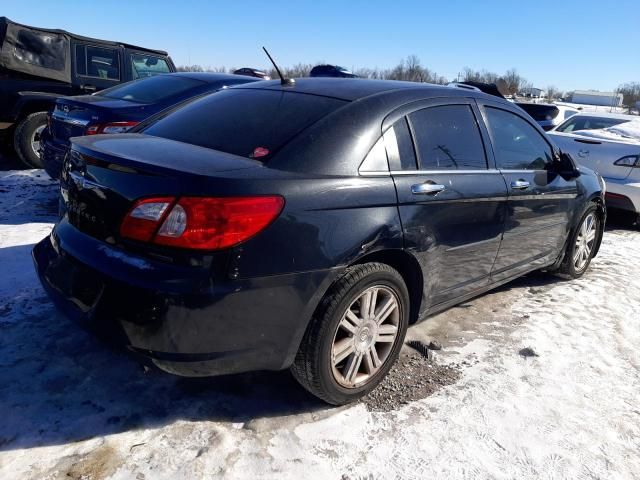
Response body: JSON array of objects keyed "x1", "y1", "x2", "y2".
[
  {"x1": 310, "y1": 64, "x2": 358, "y2": 78},
  {"x1": 0, "y1": 17, "x2": 175, "y2": 168},
  {"x1": 34, "y1": 79, "x2": 605, "y2": 405}
]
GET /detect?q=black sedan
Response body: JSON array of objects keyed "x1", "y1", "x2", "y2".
[
  {"x1": 40, "y1": 72, "x2": 260, "y2": 179},
  {"x1": 33, "y1": 79, "x2": 606, "y2": 404}
]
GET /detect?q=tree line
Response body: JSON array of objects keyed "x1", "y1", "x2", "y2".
[{"x1": 177, "y1": 56, "x2": 639, "y2": 111}]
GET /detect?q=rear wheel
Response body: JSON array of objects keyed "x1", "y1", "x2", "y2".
[
  {"x1": 557, "y1": 205, "x2": 601, "y2": 278},
  {"x1": 14, "y1": 112, "x2": 47, "y2": 168},
  {"x1": 291, "y1": 263, "x2": 409, "y2": 405}
]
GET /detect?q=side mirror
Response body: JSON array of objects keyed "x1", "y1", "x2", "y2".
[{"x1": 555, "y1": 151, "x2": 581, "y2": 179}]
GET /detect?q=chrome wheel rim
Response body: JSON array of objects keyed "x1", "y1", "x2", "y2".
[
  {"x1": 31, "y1": 124, "x2": 45, "y2": 158},
  {"x1": 331, "y1": 285, "x2": 400, "y2": 388},
  {"x1": 573, "y1": 213, "x2": 597, "y2": 271}
]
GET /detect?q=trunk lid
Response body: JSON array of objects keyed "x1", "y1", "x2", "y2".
[
  {"x1": 61, "y1": 134, "x2": 262, "y2": 244},
  {"x1": 51, "y1": 95, "x2": 147, "y2": 144}
]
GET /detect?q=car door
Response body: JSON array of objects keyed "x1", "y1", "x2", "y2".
[
  {"x1": 74, "y1": 43, "x2": 122, "y2": 93},
  {"x1": 479, "y1": 101, "x2": 579, "y2": 280},
  {"x1": 548, "y1": 131, "x2": 639, "y2": 181},
  {"x1": 386, "y1": 99, "x2": 508, "y2": 306}
]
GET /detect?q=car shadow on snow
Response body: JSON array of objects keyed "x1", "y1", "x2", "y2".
[{"x1": 0, "y1": 292, "x2": 326, "y2": 451}]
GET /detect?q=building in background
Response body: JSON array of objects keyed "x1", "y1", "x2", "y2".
[
  {"x1": 520, "y1": 87, "x2": 546, "y2": 98},
  {"x1": 570, "y1": 90, "x2": 623, "y2": 107}
]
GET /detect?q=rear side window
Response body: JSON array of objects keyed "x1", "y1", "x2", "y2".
[
  {"x1": 100, "y1": 75, "x2": 204, "y2": 103},
  {"x1": 14, "y1": 29, "x2": 66, "y2": 71},
  {"x1": 485, "y1": 107, "x2": 553, "y2": 170},
  {"x1": 409, "y1": 105, "x2": 487, "y2": 170},
  {"x1": 384, "y1": 118, "x2": 417, "y2": 170},
  {"x1": 142, "y1": 89, "x2": 347, "y2": 159}
]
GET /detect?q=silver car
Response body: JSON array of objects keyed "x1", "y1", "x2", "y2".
[{"x1": 548, "y1": 112, "x2": 640, "y2": 221}]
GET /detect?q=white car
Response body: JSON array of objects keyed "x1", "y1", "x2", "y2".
[{"x1": 548, "y1": 113, "x2": 640, "y2": 221}]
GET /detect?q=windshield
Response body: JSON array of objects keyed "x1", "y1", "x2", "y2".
[
  {"x1": 142, "y1": 89, "x2": 347, "y2": 159},
  {"x1": 556, "y1": 116, "x2": 629, "y2": 133},
  {"x1": 99, "y1": 75, "x2": 204, "y2": 104}
]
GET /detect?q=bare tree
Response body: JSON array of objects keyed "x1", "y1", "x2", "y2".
[
  {"x1": 617, "y1": 82, "x2": 640, "y2": 113},
  {"x1": 502, "y1": 69, "x2": 524, "y2": 97},
  {"x1": 546, "y1": 85, "x2": 561, "y2": 102}
]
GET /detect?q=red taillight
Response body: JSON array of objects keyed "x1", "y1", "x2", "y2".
[
  {"x1": 120, "y1": 196, "x2": 284, "y2": 250},
  {"x1": 85, "y1": 121, "x2": 140, "y2": 135}
]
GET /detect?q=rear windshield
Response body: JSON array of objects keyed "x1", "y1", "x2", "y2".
[
  {"x1": 100, "y1": 75, "x2": 204, "y2": 103},
  {"x1": 517, "y1": 103, "x2": 559, "y2": 121},
  {"x1": 142, "y1": 89, "x2": 347, "y2": 159},
  {"x1": 556, "y1": 116, "x2": 629, "y2": 133}
]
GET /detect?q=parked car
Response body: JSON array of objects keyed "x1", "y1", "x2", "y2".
[
  {"x1": 548, "y1": 112, "x2": 640, "y2": 222},
  {"x1": 0, "y1": 16, "x2": 176, "y2": 168},
  {"x1": 41, "y1": 72, "x2": 259, "y2": 179},
  {"x1": 233, "y1": 67, "x2": 270, "y2": 80},
  {"x1": 310, "y1": 64, "x2": 358, "y2": 78},
  {"x1": 33, "y1": 79, "x2": 605, "y2": 405},
  {"x1": 516, "y1": 102, "x2": 579, "y2": 131}
]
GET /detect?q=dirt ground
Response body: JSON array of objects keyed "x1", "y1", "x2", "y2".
[{"x1": 1, "y1": 169, "x2": 639, "y2": 479}]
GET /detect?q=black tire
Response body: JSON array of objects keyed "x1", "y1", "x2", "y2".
[
  {"x1": 291, "y1": 262, "x2": 410, "y2": 405},
  {"x1": 13, "y1": 112, "x2": 47, "y2": 168},
  {"x1": 557, "y1": 204, "x2": 601, "y2": 278}
]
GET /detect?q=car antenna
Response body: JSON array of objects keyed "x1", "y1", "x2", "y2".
[{"x1": 262, "y1": 47, "x2": 294, "y2": 86}]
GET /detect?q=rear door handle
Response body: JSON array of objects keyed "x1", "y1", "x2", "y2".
[
  {"x1": 510, "y1": 180, "x2": 530, "y2": 190},
  {"x1": 411, "y1": 183, "x2": 446, "y2": 195}
]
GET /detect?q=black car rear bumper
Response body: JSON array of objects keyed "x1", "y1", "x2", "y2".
[
  {"x1": 41, "y1": 131, "x2": 67, "y2": 179},
  {"x1": 33, "y1": 225, "x2": 340, "y2": 376}
]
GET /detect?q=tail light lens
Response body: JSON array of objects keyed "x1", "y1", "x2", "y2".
[
  {"x1": 120, "y1": 196, "x2": 284, "y2": 250},
  {"x1": 85, "y1": 121, "x2": 140, "y2": 135}
]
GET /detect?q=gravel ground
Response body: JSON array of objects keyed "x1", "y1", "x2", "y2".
[
  {"x1": 1, "y1": 170, "x2": 639, "y2": 479},
  {"x1": 361, "y1": 352, "x2": 461, "y2": 412}
]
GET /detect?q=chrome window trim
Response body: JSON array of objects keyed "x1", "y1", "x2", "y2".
[{"x1": 389, "y1": 169, "x2": 501, "y2": 175}]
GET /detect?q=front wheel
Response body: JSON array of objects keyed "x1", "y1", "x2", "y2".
[
  {"x1": 557, "y1": 205, "x2": 601, "y2": 278},
  {"x1": 14, "y1": 111, "x2": 47, "y2": 168},
  {"x1": 291, "y1": 263, "x2": 409, "y2": 405}
]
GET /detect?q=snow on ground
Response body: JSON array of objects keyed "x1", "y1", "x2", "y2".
[{"x1": 1, "y1": 170, "x2": 639, "y2": 479}]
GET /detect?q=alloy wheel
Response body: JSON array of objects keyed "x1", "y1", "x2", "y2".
[
  {"x1": 573, "y1": 213, "x2": 597, "y2": 272},
  {"x1": 331, "y1": 285, "x2": 400, "y2": 388},
  {"x1": 30, "y1": 124, "x2": 45, "y2": 159}
]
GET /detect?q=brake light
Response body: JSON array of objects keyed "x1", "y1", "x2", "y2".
[
  {"x1": 120, "y1": 196, "x2": 284, "y2": 250},
  {"x1": 85, "y1": 121, "x2": 140, "y2": 135}
]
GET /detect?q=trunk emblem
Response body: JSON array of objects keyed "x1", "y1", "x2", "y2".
[
  {"x1": 62, "y1": 105, "x2": 70, "y2": 113},
  {"x1": 69, "y1": 171, "x2": 108, "y2": 198}
]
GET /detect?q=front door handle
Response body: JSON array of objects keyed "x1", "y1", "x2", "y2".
[
  {"x1": 411, "y1": 183, "x2": 446, "y2": 195},
  {"x1": 510, "y1": 180, "x2": 530, "y2": 190}
]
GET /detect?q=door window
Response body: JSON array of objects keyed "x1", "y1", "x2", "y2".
[
  {"x1": 408, "y1": 105, "x2": 487, "y2": 170},
  {"x1": 75, "y1": 45, "x2": 120, "y2": 80},
  {"x1": 131, "y1": 54, "x2": 171, "y2": 79},
  {"x1": 485, "y1": 107, "x2": 553, "y2": 170}
]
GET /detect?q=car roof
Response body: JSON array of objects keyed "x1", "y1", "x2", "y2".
[
  {"x1": 166, "y1": 72, "x2": 260, "y2": 84},
  {"x1": 232, "y1": 77, "x2": 494, "y2": 102},
  {"x1": 568, "y1": 111, "x2": 639, "y2": 120},
  {"x1": 0, "y1": 16, "x2": 168, "y2": 56}
]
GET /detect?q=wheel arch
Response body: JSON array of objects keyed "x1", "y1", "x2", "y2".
[{"x1": 350, "y1": 248, "x2": 425, "y2": 324}]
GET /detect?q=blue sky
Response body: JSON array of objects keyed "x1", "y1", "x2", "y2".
[{"x1": 3, "y1": 0, "x2": 639, "y2": 92}]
